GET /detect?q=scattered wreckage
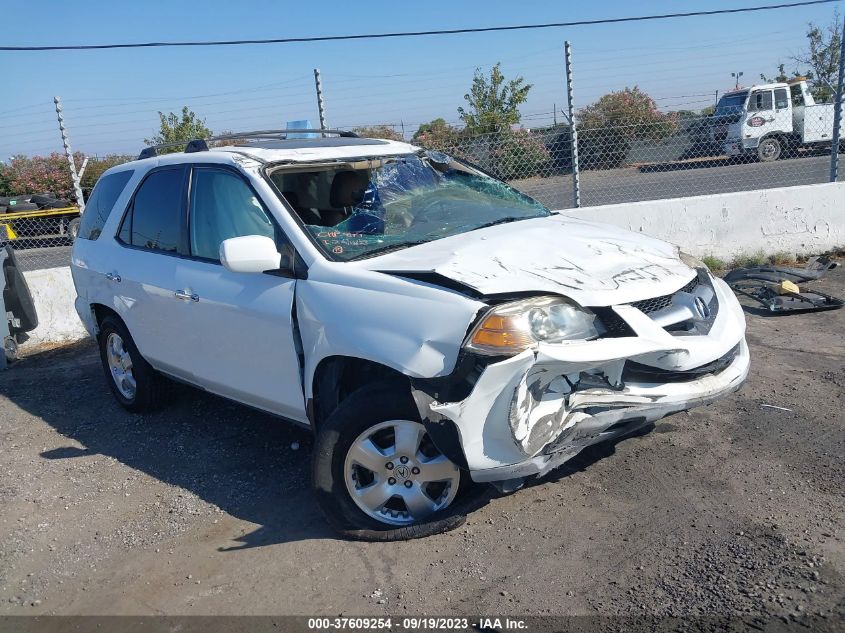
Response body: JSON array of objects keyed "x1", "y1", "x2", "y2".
[
  {"x1": 70, "y1": 129, "x2": 751, "y2": 539},
  {"x1": 725, "y1": 257, "x2": 842, "y2": 314}
]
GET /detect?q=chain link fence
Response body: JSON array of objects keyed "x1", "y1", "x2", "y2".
[
  {"x1": 4, "y1": 82, "x2": 845, "y2": 272},
  {"x1": 419, "y1": 85, "x2": 843, "y2": 210},
  {"x1": 0, "y1": 194, "x2": 80, "y2": 272}
]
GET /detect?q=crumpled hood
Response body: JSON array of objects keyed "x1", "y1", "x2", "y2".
[{"x1": 357, "y1": 214, "x2": 696, "y2": 306}]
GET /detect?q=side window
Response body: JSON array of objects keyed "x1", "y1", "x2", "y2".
[
  {"x1": 78, "y1": 170, "x2": 133, "y2": 240},
  {"x1": 748, "y1": 90, "x2": 773, "y2": 111},
  {"x1": 790, "y1": 83, "x2": 805, "y2": 106},
  {"x1": 188, "y1": 168, "x2": 278, "y2": 262},
  {"x1": 774, "y1": 88, "x2": 789, "y2": 109},
  {"x1": 118, "y1": 168, "x2": 184, "y2": 253}
]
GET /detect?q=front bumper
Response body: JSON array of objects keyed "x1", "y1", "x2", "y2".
[
  {"x1": 415, "y1": 276, "x2": 750, "y2": 483},
  {"x1": 723, "y1": 137, "x2": 759, "y2": 156}
]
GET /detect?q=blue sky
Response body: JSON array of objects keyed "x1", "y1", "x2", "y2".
[{"x1": 1, "y1": 0, "x2": 841, "y2": 158}]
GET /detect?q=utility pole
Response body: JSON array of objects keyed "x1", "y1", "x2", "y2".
[
  {"x1": 829, "y1": 17, "x2": 845, "y2": 181},
  {"x1": 564, "y1": 41, "x2": 581, "y2": 208},
  {"x1": 54, "y1": 96, "x2": 85, "y2": 212},
  {"x1": 731, "y1": 71, "x2": 743, "y2": 90},
  {"x1": 553, "y1": 103, "x2": 557, "y2": 126},
  {"x1": 313, "y1": 68, "x2": 327, "y2": 132},
  {"x1": 714, "y1": 90, "x2": 719, "y2": 107}
]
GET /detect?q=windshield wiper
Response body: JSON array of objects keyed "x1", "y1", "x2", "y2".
[{"x1": 349, "y1": 240, "x2": 433, "y2": 260}]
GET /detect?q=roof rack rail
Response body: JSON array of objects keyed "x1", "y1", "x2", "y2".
[{"x1": 137, "y1": 128, "x2": 360, "y2": 160}]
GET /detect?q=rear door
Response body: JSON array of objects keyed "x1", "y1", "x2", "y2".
[
  {"x1": 112, "y1": 165, "x2": 192, "y2": 377},
  {"x1": 173, "y1": 166, "x2": 305, "y2": 421}
]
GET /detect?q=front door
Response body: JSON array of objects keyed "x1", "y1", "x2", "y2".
[
  {"x1": 746, "y1": 88, "x2": 791, "y2": 148},
  {"x1": 174, "y1": 166, "x2": 305, "y2": 422}
]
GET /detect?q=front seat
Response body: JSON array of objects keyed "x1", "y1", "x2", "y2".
[
  {"x1": 326, "y1": 171, "x2": 384, "y2": 234},
  {"x1": 283, "y1": 191, "x2": 321, "y2": 225},
  {"x1": 329, "y1": 170, "x2": 369, "y2": 209}
]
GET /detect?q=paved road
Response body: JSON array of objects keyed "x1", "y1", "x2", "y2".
[
  {"x1": 0, "y1": 270, "x2": 843, "y2": 622},
  {"x1": 15, "y1": 244, "x2": 72, "y2": 272},
  {"x1": 15, "y1": 154, "x2": 835, "y2": 272},
  {"x1": 515, "y1": 153, "x2": 832, "y2": 211}
]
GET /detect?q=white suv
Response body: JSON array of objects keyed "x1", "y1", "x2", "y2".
[{"x1": 71, "y1": 130, "x2": 750, "y2": 540}]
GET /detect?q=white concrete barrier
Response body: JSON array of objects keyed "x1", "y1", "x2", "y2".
[
  {"x1": 566, "y1": 181, "x2": 845, "y2": 259},
  {"x1": 22, "y1": 266, "x2": 88, "y2": 347},
  {"x1": 16, "y1": 181, "x2": 845, "y2": 348}
]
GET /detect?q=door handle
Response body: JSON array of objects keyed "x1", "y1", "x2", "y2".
[
  {"x1": 174, "y1": 290, "x2": 199, "y2": 302},
  {"x1": 105, "y1": 272, "x2": 121, "y2": 282}
]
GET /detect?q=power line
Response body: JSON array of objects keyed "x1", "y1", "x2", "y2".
[{"x1": 0, "y1": 1, "x2": 837, "y2": 51}]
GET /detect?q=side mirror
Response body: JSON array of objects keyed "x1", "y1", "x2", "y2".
[{"x1": 219, "y1": 235, "x2": 282, "y2": 274}]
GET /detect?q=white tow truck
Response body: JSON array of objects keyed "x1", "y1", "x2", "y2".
[{"x1": 711, "y1": 77, "x2": 837, "y2": 161}]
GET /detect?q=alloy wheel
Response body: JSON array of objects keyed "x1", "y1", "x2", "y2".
[
  {"x1": 106, "y1": 332, "x2": 136, "y2": 400},
  {"x1": 343, "y1": 419, "x2": 460, "y2": 526}
]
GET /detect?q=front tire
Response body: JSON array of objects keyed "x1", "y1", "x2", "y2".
[
  {"x1": 97, "y1": 315, "x2": 166, "y2": 412},
  {"x1": 757, "y1": 137, "x2": 782, "y2": 162},
  {"x1": 312, "y1": 381, "x2": 466, "y2": 541}
]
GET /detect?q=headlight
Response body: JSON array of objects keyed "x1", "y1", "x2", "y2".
[
  {"x1": 464, "y1": 296, "x2": 603, "y2": 356},
  {"x1": 678, "y1": 249, "x2": 710, "y2": 272}
]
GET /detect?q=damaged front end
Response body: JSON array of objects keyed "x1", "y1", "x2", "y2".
[{"x1": 411, "y1": 271, "x2": 750, "y2": 486}]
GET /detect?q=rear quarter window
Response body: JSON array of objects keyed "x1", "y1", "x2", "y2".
[{"x1": 78, "y1": 170, "x2": 134, "y2": 240}]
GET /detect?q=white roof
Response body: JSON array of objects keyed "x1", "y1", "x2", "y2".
[{"x1": 210, "y1": 138, "x2": 421, "y2": 164}]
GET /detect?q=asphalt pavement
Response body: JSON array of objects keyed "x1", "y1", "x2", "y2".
[{"x1": 1, "y1": 269, "x2": 842, "y2": 623}]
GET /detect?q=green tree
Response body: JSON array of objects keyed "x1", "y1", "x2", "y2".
[
  {"x1": 0, "y1": 162, "x2": 10, "y2": 197},
  {"x1": 458, "y1": 63, "x2": 532, "y2": 134},
  {"x1": 145, "y1": 106, "x2": 212, "y2": 152},
  {"x1": 760, "y1": 63, "x2": 796, "y2": 84},
  {"x1": 796, "y1": 10, "x2": 842, "y2": 101},
  {"x1": 412, "y1": 118, "x2": 461, "y2": 149},
  {"x1": 352, "y1": 125, "x2": 403, "y2": 141},
  {"x1": 762, "y1": 10, "x2": 841, "y2": 101}
]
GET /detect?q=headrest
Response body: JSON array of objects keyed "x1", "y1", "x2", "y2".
[{"x1": 330, "y1": 170, "x2": 369, "y2": 208}]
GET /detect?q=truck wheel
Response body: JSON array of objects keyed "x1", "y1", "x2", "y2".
[
  {"x1": 97, "y1": 315, "x2": 167, "y2": 413},
  {"x1": 312, "y1": 381, "x2": 467, "y2": 541},
  {"x1": 757, "y1": 137, "x2": 782, "y2": 162}
]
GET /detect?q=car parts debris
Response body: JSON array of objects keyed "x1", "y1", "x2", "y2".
[{"x1": 728, "y1": 278, "x2": 843, "y2": 314}]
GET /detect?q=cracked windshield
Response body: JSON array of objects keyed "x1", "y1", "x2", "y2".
[{"x1": 269, "y1": 153, "x2": 550, "y2": 261}]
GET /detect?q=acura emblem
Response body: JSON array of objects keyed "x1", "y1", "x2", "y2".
[{"x1": 694, "y1": 296, "x2": 711, "y2": 319}]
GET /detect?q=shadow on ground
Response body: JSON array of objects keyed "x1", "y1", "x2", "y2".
[
  {"x1": 1, "y1": 343, "x2": 670, "y2": 549},
  {"x1": 2, "y1": 340, "x2": 334, "y2": 548}
]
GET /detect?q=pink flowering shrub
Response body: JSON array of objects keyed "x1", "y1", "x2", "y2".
[
  {"x1": 577, "y1": 87, "x2": 679, "y2": 169},
  {"x1": 3, "y1": 152, "x2": 84, "y2": 200}
]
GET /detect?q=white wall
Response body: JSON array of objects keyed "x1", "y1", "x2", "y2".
[
  {"x1": 21, "y1": 266, "x2": 88, "y2": 348},
  {"x1": 16, "y1": 181, "x2": 845, "y2": 348},
  {"x1": 566, "y1": 181, "x2": 845, "y2": 259}
]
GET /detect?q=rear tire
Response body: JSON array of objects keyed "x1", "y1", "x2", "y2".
[
  {"x1": 97, "y1": 315, "x2": 166, "y2": 412},
  {"x1": 312, "y1": 381, "x2": 467, "y2": 541},
  {"x1": 757, "y1": 137, "x2": 782, "y2": 162}
]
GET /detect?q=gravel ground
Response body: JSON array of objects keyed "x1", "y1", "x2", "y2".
[{"x1": 0, "y1": 269, "x2": 843, "y2": 626}]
